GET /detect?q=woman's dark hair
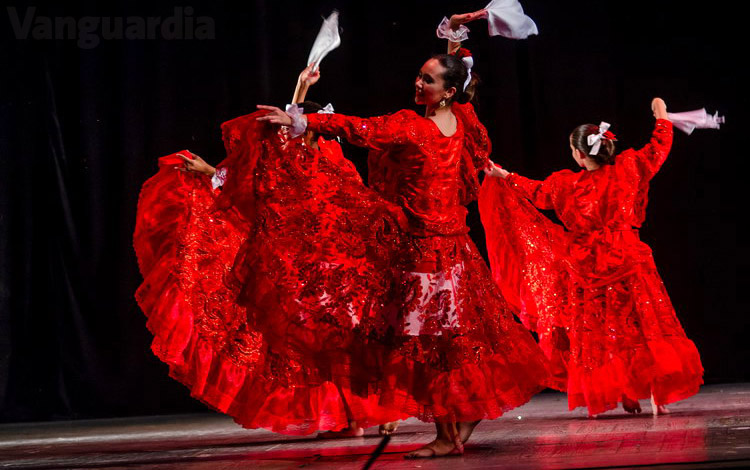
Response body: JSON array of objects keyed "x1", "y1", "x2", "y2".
[
  {"x1": 570, "y1": 124, "x2": 617, "y2": 165},
  {"x1": 432, "y1": 54, "x2": 479, "y2": 105},
  {"x1": 298, "y1": 101, "x2": 336, "y2": 142},
  {"x1": 299, "y1": 101, "x2": 322, "y2": 114}
]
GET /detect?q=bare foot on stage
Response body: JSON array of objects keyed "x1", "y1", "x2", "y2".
[
  {"x1": 651, "y1": 395, "x2": 671, "y2": 415},
  {"x1": 404, "y1": 439, "x2": 459, "y2": 459},
  {"x1": 622, "y1": 395, "x2": 642, "y2": 414},
  {"x1": 317, "y1": 423, "x2": 364, "y2": 439},
  {"x1": 458, "y1": 420, "x2": 481, "y2": 443},
  {"x1": 379, "y1": 421, "x2": 399, "y2": 435}
]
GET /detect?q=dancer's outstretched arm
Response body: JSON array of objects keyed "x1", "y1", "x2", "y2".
[
  {"x1": 292, "y1": 63, "x2": 321, "y2": 104},
  {"x1": 177, "y1": 151, "x2": 216, "y2": 176},
  {"x1": 485, "y1": 161, "x2": 566, "y2": 211},
  {"x1": 177, "y1": 64, "x2": 323, "y2": 185},
  {"x1": 652, "y1": 97, "x2": 668, "y2": 120},
  {"x1": 623, "y1": 97, "x2": 673, "y2": 182}
]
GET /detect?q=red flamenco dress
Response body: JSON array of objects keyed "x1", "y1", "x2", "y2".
[
  {"x1": 305, "y1": 102, "x2": 550, "y2": 423},
  {"x1": 135, "y1": 111, "x2": 409, "y2": 434},
  {"x1": 482, "y1": 119, "x2": 703, "y2": 416}
]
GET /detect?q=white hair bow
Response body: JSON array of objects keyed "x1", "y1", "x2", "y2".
[
  {"x1": 462, "y1": 56, "x2": 474, "y2": 92},
  {"x1": 318, "y1": 103, "x2": 335, "y2": 114},
  {"x1": 587, "y1": 121, "x2": 611, "y2": 155}
]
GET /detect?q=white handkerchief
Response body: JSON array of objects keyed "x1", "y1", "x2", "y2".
[
  {"x1": 485, "y1": 0, "x2": 538, "y2": 39},
  {"x1": 667, "y1": 108, "x2": 725, "y2": 135},
  {"x1": 307, "y1": 11, "x2": 341, "y2": 71}
]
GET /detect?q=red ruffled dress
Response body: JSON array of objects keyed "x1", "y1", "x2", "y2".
[
  {"x1": 306, "y1": 103, "x2": 550, "y2": 423},
  {"x1": 135, "y1": 113, "x2": 409, "y2": 434},
  {"x1": 484, "y1": 119, "x2": 703, "y2": 415},
  {"x1": 134, "y1": 103, "x2": 550, "y2": 434}
]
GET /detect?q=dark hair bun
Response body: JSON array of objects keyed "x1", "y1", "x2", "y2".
[
  {"x1": 570, "y1": 124, "x2": 617, "y2": 165},
  {"x1": 299, "y1": 101, "x2": 323, "y2": 114}
]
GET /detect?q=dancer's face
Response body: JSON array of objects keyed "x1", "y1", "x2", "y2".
[{"x1": 415, "y1": 59, "x2": 454, "y2": 107}]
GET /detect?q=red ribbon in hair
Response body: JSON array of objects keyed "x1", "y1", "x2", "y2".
[{"x1": 454, "y1": 47, "x2": 472, "y2": 59}]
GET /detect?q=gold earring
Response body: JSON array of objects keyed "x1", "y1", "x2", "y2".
[{"x1": 439, "y1": 98, "x2": 447, "y2": 108}]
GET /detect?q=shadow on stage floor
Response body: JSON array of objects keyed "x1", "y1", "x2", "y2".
[{"x1": 1, "y1": 383, "x2": 749, "y2": 469}]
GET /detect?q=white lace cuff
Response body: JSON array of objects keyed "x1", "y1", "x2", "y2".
[
  {"x1": 436, "y1": 16, "x2": 470, "y2": 42},
  {"x1": 211, "y1": 167, "x2": 227, "y2": 190},
  {"x1": 284, "y1": 104, "x2": 308, "y2": 138}
]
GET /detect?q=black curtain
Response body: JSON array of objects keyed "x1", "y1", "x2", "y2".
[{"x1": 1, "y1": 0, "x2": 746, "y2": 423}]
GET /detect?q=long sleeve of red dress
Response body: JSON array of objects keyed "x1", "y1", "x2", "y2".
[
  {"x1": 306, "y1": 110, "x2": 417, "y2": 150},
  {"x1": 306, "y1": 103, "x2": 490, "y2": 168},
  {"x1": 622, "y1": 119, "x2": 673, "y2": 183},
  {"x1": 505, "y1": 170, "x2": 573, "y2": 211},
  {"x1": 307, "y1": 103, "x2": 492, "y2": 236}
]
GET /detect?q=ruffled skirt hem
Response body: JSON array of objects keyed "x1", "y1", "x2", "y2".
[{"x1": 566, "y1": 337, "x2": 703, "y2": 416}]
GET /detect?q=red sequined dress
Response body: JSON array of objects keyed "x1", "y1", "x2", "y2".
[
  {"x1": 134, "y1": 103, "x2": 550, "y2": 433},
  {"x1": 481, "y1": 119, "x2": 703, "y2": 415},
  {"x1": 135, "y1": 112, "x2": 408, "y2": 434},
  {"x1": 305, "y1": 102, "x2": 550, "y2": 423}
]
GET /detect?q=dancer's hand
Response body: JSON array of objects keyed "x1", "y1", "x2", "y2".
[
  {"x1": 176, "y1": 151, "x2": 215, "y2": 176},
  {"x1": 449, "y1": 9, "x2": 488, "y2": 30},
  {"x1": 446, "y1": 9, "x2": 487, "y2": 54},
  {"x1": 292, "y1": 64, "x2": 321, "y2": 103},
  {"x1": 299, "y1": 63, "x2": 321, "y2": 88},
  {"x1": 484, "y1": 161, "x2": 509, "y2": 179},
  {"x1": 651, "y1": 97, "x2": 668, "y2": 120},
  {"x1": 256, "y1": 105, "x2": 293, "y2": 126}
]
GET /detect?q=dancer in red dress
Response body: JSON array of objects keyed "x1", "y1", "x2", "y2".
[
  {"x1": 135, "y1": 64, "x2": 411, "y2": 435},
  {"x1": 482, "y1": 98, "x2": 704, "y2": 417},
  {"x1": 136, "y1": 50, "x2": 551, "y2": 449},
  {"x1": 257, "y1": 52, "x2": 550, "y2": 457}
]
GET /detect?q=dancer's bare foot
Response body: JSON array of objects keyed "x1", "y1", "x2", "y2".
[
  {"x1": 379, "y1": 421, "x2": 400, "y2": 435},
  {"x1": 650, "y1": 395, "x2": 670, "y2": 415},
  {"x1": 318, "y1": 422, "x2": 364, "y2": 439},
  {"x1": 622, "y1": 395, "x2": 642, "y2": 414},
  {"x1": 458, "y1": 420, "x2": 481, "y2": 443},
  {"x1": 404, "y1": 439, "x2": 458, "y2": 459}
]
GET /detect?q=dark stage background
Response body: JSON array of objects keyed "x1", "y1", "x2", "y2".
[{"x1": 0, "y1": 0, "x2": 746, "y2": 422}]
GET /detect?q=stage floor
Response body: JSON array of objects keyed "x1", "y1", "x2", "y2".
[{"x1": 1, "y1": 383, "x2": 749, "y2": 470}]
